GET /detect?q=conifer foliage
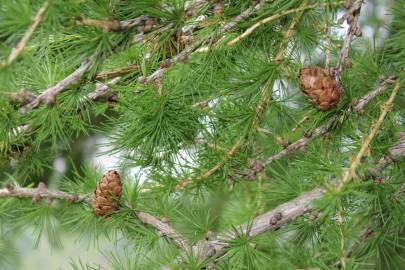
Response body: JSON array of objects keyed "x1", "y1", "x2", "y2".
[{"x1": 0, "y1": 0, "x2": 404, "y2": 269}]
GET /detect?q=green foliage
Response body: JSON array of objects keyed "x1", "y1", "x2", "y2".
[{"x1": 0, "y1": 0, "x2": 404, "y2": 269}]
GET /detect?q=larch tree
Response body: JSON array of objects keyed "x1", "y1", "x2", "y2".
[{"x1": 0, "y1": 0, "x2": 404, "y2": 269}]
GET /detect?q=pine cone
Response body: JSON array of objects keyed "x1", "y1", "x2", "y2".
[
  {"x1": 299, "y1": 67, "x2": 341, "y2": 110},
  {"x1": 91, "y1": 170, "x2": 122, "y2": 216}
]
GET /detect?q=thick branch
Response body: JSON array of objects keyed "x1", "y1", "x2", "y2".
[
  {"x1": 19, "y1": 57, "x2": 95, "y2": 114},
  {"x1": 1, "y1": 1, "x2": 49, "y2": 67},
  {"x1": 0, "y1": 182, "x2": 187, "y2": 251},
  {"x1": 0, "y1": 182, "x2": 86, "y2": 203},
  {"x1": 135, "y1": 211, "x2": 189, "y2": 250},
  {"x1": 178, "y1": 188, "x2": 325, "y2": 265}
]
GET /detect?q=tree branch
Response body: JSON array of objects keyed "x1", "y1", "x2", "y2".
[
  {"x1": 245, "y1": 77, "x2": 396, "y2": 180},
  {"x1": 94, "y1": 64, "x2": 139, "y2": 80},
  {"x1": 335, "y1": 80, "x2": 400, "y2": 268},
  {"x1": 75, "y1": 16, "x2": 152, "y2": 32},
  {"x1": 344, "y1": 134, "x2": 405, "y2": 261},
  {"x1": 1, "y1": 1, "x2": 49, "y2": 68},
  {"x1": 19, "y1": 56, "x2": 95, "y2": 114},
  {"x1": 334, "y1": 0, "x2": 363, "y2": 83},
  {"x1": 175, "y1": 188, "x2": 326, "y2": 265},
  {"x1": 84, "y1": 77, "x2": 121, "y2": 103},
  {"x1": 169, "y1": 135, "x2": 405, "y2": 268},
  {"x1": 134, "y1": 211, "x2": 189, "y2": 250},
  {"x1": 0, "y1": 181, "x2": 188, "y2": 251},
  {"x1": 145, "y1": 0, "x2": 276, "y2": 83},
  {"x1": 0, "y1": 182, "x2": 87, "y2": 203},
  {"x1": 1, "y1": 136, "x2": 403, "y2": 268},
  {"x1": 354, "y1": 76, "x2": 397, "y2": 114}
]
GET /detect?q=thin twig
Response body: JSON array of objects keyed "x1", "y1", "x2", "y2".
[
  {"x1": 345, "y1": 134, "x2": 405, "y2": 260},
  {"x1": 337, "y1": 81, "x2": 400, "y2": 190},
  {"x1": 75, "y1": 16, "x2": 151, "y2": 32},
  {"x1": 1, "y1": 1, "x2": 49, "y2": 67},
  {"x1": 323, "y1": 15, "x2": 332, "y2": 67},
  {"x1": 334, "y1": 0, "x2": 363, "y2": 84},
  {"x1": 228, "y1": 1, "x2": 345, "y2": 46},
  {"x1": 94, "y1": 64, "x2": 139, "y2": 80},
  {"x1": 337, "y1": 206, "x2": 346, "y2": 269},
  {"x1": 274, "y1": 0, "x2": 308, "y2": 62},
  {"x1": 354, "y1": 77, "x2": 397, "y2": 114},
  {"x1": 246, "y1": 77, "x2": 396, "y2": 179},
  {"x1": 7, "y1": 77, "x2": 120, "y2": 146},
  {"x1": 335, "y1": 81, "x2": 400, "y2": 268}
]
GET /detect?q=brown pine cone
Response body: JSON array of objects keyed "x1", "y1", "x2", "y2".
[
  {"x1": 91, "y1": 170, "x2": 122, "y2": 217},
  {"x1": 299, "y1": 67, "x2": 341, "y2": 110}
]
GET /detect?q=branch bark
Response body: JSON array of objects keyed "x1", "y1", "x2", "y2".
[
  {"x1": 135, "y1": 211, "x2": 189, "y2": 250},
  {"x1": 354, "y1": 77, "x2": 397, "y2": 114},
  {"x1": 334, "y1": 0, "x2": 363, "y2": 83},
  {"x1": 85, "y1": 77, "x2": 121, "y2": 103},
  {"x1": 75, "y1": 0, "x2": 209, "y2": 33},
  {"x1": 19, "y1": 56, "x2": 95, "y2": 114},
  {"x1": 0, "y1": 182, "x2": 87, "y2": 203},
  {"x1": 196, "y1": 188, "x2": 325, "y2": 258}
]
